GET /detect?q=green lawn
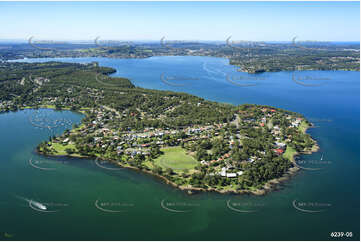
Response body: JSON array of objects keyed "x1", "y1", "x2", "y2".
[
  {"x1": 298, "y1": 120, "x2": 309, "y2": 133},
  {"x1": 283, "y1": 145, "x2": 297, "y2": 162},
  {"x1": 154, "y1": 146, "x2": 198, "y2": 172},
  {"x1": 50, "y1": 142, "x2": 77, "y2": 155}
]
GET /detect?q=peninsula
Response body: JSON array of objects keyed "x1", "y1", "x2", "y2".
[{"x1": 0, "y1": 61, "x2": 318, "y2": 195}]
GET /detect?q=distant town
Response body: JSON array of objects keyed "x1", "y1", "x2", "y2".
[{"x1": 0, "y1": 40, "x2": 359, "y2": 73}]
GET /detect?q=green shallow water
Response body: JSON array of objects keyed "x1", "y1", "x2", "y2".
[{"x1": 1, "y1": 56, "x2": 360, "y2": 240}]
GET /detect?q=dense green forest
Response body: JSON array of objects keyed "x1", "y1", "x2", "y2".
[{"x1": 0, "y1": 61, "x2": 235, "y2": 127}]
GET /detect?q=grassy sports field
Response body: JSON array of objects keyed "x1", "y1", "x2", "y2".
[{"x1": 154, "y1": 146, "x2": 198, "y2": 171}]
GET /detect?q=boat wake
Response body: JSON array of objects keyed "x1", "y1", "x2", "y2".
[{"x1": 15, "y1": 195, "x2": 58, "y2": 213}]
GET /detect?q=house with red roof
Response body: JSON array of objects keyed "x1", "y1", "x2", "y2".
[{"x1": 274, "y1": 148, "x2": 284, "y2": 155}]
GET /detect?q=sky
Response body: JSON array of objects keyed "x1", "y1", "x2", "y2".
[{"x1": 0, "y1": 1, "x2": 359, "y2": 42}]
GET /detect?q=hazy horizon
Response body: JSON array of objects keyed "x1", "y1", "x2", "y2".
[{"x1": 0, "y1": 39, "x2": 359, "y2": 43}]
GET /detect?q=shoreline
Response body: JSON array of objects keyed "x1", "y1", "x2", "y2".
[
  {"x1": 37, "y1": 124, "x2": 320, "y2": 196},
  {"x1": 36, "y1": 149, "x2": 308, "y2": 196},
  {"x1": 18, "y1": 101, "x2": 320, "y2": 196},
  {"x1": 15, "y1": 76, "x2": 320, "y2": 196},
  {"x1": 7, "y1": 56, "x2": 360, "y2": 73},
  {"x1": 35, "y1": 148, "x2": 293, "y2": 196}
]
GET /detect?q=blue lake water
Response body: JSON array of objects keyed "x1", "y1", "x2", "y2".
[{"x1": 1, "y1": 56, "x2": 359, "y2": 240}]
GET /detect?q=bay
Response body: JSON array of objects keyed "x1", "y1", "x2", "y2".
[{"x1": 1, "y1": 56, "x2": 359, "y2": 240}]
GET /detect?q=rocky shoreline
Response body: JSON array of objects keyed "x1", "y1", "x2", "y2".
[
  {"x1": 36, "y1": 111, "x2": 320, "y2": 197},
  {"x1": 37, "y1": 140, "x2": 319, "y2": 196}
]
